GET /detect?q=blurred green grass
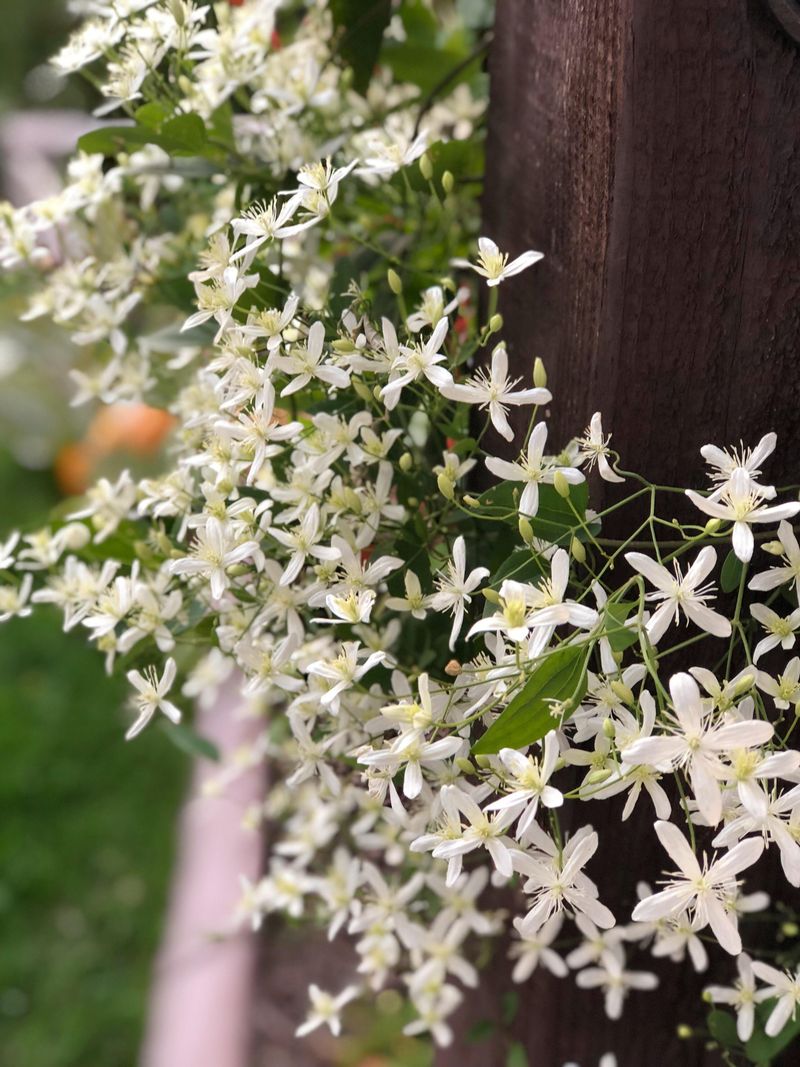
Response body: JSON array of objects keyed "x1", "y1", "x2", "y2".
[{"x1": 0, "y1": 446, "x2": 187, "y2": 1067}]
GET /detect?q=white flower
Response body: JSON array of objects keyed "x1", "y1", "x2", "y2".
[
  {"x1": 508, "y1": 914, "x2": 568, "y2": 982},
  {"x1": 430, "y1": 535, "x2": 489, "y2": 648},
  {"x1": 452, "y1": 236, "x2": 543, "y2": 287},
  {"x1": 268, "y1": 504, "x2": 340, "y2": 586},
  {"x1": 295, "y1": 983, "x2": 360, "y2": 1038},
  {"x1": 701, "y1": 433, "x2": 777, "y2": 498},
  {"x1": 485, "y1": 421, "x2": 584, "y2": 518},
  {"x1": 705, "y1": 954, "x2": 759, "y2": 1041},
  {"x1": 513, "y1": 826, "x2": 615, "y2": 936},
  {"x1": 407, "y1": 285, "x2": 464, "y2": 332},
  {"x1": 623, "y1": 672, "x2": 773, "y2": 825},
  {"x1": 631, "y1": 820, "x2": 764, "y2": 955},
  {"x1": 574, "y1": 949, "x2": 658, "y2": 1020},
  {"x1": 625, "y1": 547, "x2": 731, "y2": 645},
  {"x1": 750, "y1": 602, "x2": 800, "y2": 662},
  {"x1": 380, "y1": 317, "x2": 453, "y2": 409},
  {"x1": 441, "y1": 344, "x2": 551, "y2": 441},
  {"x1": 686, "y1": 468, "x2": 800, "y2": 562},
  {"x1": 358, "y1": 728, "x2": 464, "y2": 800},
  {"x1": 578, "y1": 412, "x2": 624, "y2": 483},
  {"x1": 273, "y1": 320, "x2": 350, "y2": 395},
  {"x1": 170, "y1": 517, "x2": 262, "y2": 599},
  {"x1": 0, "y1": 574, "x2": 33, "y2": 623},
  {"x1": 749, "y1": 519, "x2": 800, "y2": 597},
  {"x1": 750, "y1": 962, "x2": 800, "y2": 1038},
  {"x1": 756, "y1": 657, "x2": 800, "y2": 709},
  {"x1": 219, "y1": 381, "x2": 303, "y2": 484},
  {"x1": 386, "y1": 570, "x2": 432, "y2": 620},
  {"x1": 484, "y1": 734, "x2": 563, "y2": 837},
  {"x1": 125, "y1": 657, "x2": 181, "y2": 740},
  {"x1": 425, "y1": 784, "x2": 517, "y2": 885},
  {"x1": 0, "y1": 531, "x2": 20, "y2": 569}
]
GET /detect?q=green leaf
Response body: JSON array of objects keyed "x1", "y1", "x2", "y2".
[
  {"x1": 472, "y1": 644, "x2": 588, "y2": 754},
  {"x1": 331, "y1": 0, "x2": 392, "y2": 95},
  {"x1": 506, "y1": 1042, "x2": 529, "y2": 1067},
  {"x1": 134, "y1": 101, "x2": 171, "y2": 129},
  {"x1": 160, "y1": 721, "x2": 220, "y2": 762},
  {"x1": 604, "y1": 601, "x2": 640, "y2": 653},
  {"x1": 745, "y1": 1001, "x2": 800, "y2": 1063},
  {"x1": 477, "y1": 480, "x2": 593, "y2": 547},
  {"x1": 721, "y1": 548, "x2": 745, "y2": 593},
  {"x1": 77, "y1": 112, "x2": 210, "y2": 159},
  {"x1": 489, "y1": 548, "x2": 546, "y2": 589},
  {"x1": 382, "y1": 42, "x2": 473, "y2": 93},
  {"x1": 158, "y1": 113, "x2": 208, "y2": 154},
  {"x1": 707, "y1": 1009, "x2": 740, "y2": 1048}
]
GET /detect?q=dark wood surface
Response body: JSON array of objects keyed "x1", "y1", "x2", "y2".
[{"x1": 436, "y1": 3, "x2": 800, "y2": 1065}]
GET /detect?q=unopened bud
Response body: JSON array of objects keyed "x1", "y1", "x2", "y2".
[
  {"x1": 482, "y1": 587, "x2": 500, "y2": 604},
  {"x1": 474, "y1": 754, "x2": 492, "y2": 769},
  {"x1": 437, "y1": 473, "x2": 455, "y2": 500},
  {"x1": 455, "y1": 757, "x2": 475, "y2": 775},
  {"x1": 518, "y1": 516, "x2": 534, "y2": 544},
  {"x1": 676, "y1": 1025, "x2": 693, "y2": 1040},
  {"x1": 553, "y1": 470, "x2": 570, "y2": 498},
  {"x1": 781, "y1": 920, "x2": 799, "y2": 937},
  {"x1": 407, "y1": 497, "x2": 419, "y2": 509},
  {"x1": 763, "y1": 539, "x2": 785, "y2": 556},
  {"x1": 352, "y1": 378, "x2": 373, "y2": 403},
  {"x1": 586, "y1": 767, "x2": 613, "y2": 785},
  {"x1": 463, "y1": 494, "x2": 480, "y2": 507},
  {"x1": 701, "y1": 990, "x2": 714, "y2": 1004},
  {"x1": 488, "y1": 313, "x2": 503, "y2": 333},
  {"x1": 732, "y1": 672, "x2": 755, "y2": 696},
  {"x1": 441, "y1": 170, "x2": 454, "y2": 194},
  {"x1": 419, "y1": 153, "x2": 433, "y2": 181},
  {"x1": 445, "y1": 659, "x2": 462, "y2": 677},
  {"x1": 373, "y1": 384, "x2": 383, "y2": 401},
  {"x1": 399, "y1": 452, "x2": 413, "y2": 472},
  {"x1": 387, "y1": 268, "x2": 403, "y2": 295},
  {"x1": 570, "y1": 536, "x2": 586, "y2": 563},
  {"x1": 602, "y1": 717, "x2": 616, "y2": 739},
  {"x1": 610, "y1": 679, "x2": 635, "y2": 705},
  {"x1": 704, "y1": 518, "x2": 722, "y2": 534},
  {"x1": 533, "y1": 357, "x2": 547, "y2": 389}
]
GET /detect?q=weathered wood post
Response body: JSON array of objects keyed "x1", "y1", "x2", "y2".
[{"x1": 438, "y1": 2, "x2": 800, "y2": 1064}]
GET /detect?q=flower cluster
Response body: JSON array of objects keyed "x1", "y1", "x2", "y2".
[{"x1": 2, "y1": 0, "x2": 799, "y2": 1059}]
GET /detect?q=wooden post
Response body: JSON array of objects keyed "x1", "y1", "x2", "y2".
[{"x1": 438, "y1": 2, "x2": 800, "y2": 1065}]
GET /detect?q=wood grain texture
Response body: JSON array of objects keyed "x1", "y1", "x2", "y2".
[{"x1": 436, "y1": 2, "x2": 800, "y2": 1065}]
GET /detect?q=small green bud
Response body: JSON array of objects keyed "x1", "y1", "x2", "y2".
[
  {"x1": 795, "y1": 701, "x2": 800, "y2": 718},
  {"x1": 704, "y1": 518, "x2": 722, "y2": 534},
  {"x1": 455, "y1": 757, "x2": 475, "y2": 775},
  {"x1": 570, "y1": 536, "x2": 586, "y2": 563},
  {"x1": 474, "y1": 754, "x2": 492, "y2": 769},
  {"x1": 763, "y1": 539, "x2": 785, "y2": 555},
  {"x1": 489, "y1": 313, "x2": 503, "y2": 333},
  {"x1": 533, "y1": 357, "x2": 547, "y2": 389},
  {"x1": 731, "y1": 672, "x2": 755, "y2": 697},
  {"x1": 373, "y1": 385, "x2": 383, "y2": 401},
  {"x1": 387, "y1": 268, "x2": 403, "y2": 295},
  {"x1": 437, "y1": 473, "x2": 455, "y2": 500},
  {"x1": 352, "y1": 378, "x2": 373, "y2": 403},
  {"x1": 610, "y1": 679, "x2": 635, "y2": 705},
  {"x1": 701, "y1": 990, "x2": 714, "y2": 1004},
  {"x1": 676, "y1": 1025, "x2": 693, "y2": 1040},
  {"x1": 463, "y1": 494, "x2": 480, "y2": 507},
  {"x1": 419, "y1": 153, "x2": 433, "y2": 181},
  {"x1": 781, "y1": 920, "x2": 799, "y2": 937},
  {"x1": 518, "y1": 516, "x2": 534, "y2": 544},
  {"x1": 553, "y1": 470, "x2": 570, "y2": 498},
  {"x1": 586, "y1": 767, "x2": 613, "y2": 785},
  {"x1": 482, "y1": 587, "x2": 500, "y2": 604},
  {"x1": 399, "y1": 452, "x2": 413, "y2": 472},
  {"x1": 602, "y1": 717, "x2": 616, "y2": 739},
  {"x1": 407, "y1": 497, "x2": 419, "y2": 509},
  {"x1": 441, "y1": 170, "x2": 455, "y2": 194}
]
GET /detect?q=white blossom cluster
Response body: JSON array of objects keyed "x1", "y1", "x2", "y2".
[{"x1": 2, "y1": 0, "x2": 799, "y2": 1058}]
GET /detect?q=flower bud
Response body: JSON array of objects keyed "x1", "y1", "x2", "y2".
[
  {"x1": 407, "y1": 496, "x2": 419, "y2": 508},
  {"x1": 553, "y1": 470, "x2": 570, "y2": 498},
  {"x1": 387, "y1": 268, "x2": 403, "y2": 295},
  {"x1": 703, "y1": 518, "x2": 722, "y2": 534},
  {"x1": 763, "y1": 539, "x2": 785, "y2": 555},
  {"x1": 437, "y1": 473, "x2": 455, "y2": 500},
  {"x1": 352, "y1": 378, "x2": 373, "y2": 403},
  {"x1": 455, "y1": 757, "x2": 475, "y2": 775},
  {"x1": 373, "y1": 385, "x2": 383, "y2": 401},
  {"x1": 610, "y1": 679, "x2": 635, "y2": 705},
  {"x1": 781, "y1": 920, "x2": 799, "y2": 937},
  {"x1": 586, "y1": 767, "x2": 613, "y2": 785},
  {"x1": 731, "y1": 673, "x2": 755, "y2": 697},
  {"x1": 442, "y1": 170, "x2": 455, "y2": 194},
  {"x1": 533, "y1": 357, "x2": 547, "y2": 389},
  {"x1": 482, "y1": 587, "x2": 500, "y2": 604},
  {"x1": 399, "y1": 452, "x2": 413, "y2": 472},
  {"x1": 445, "y1": 659, "x2": 462, "y2": 677},
  {"x1": 570, "y1": 536, "x2": 586, "y2": 563},
  {"x1": 419, "y1": 153, "x2": 433, "y2": 181},
  {"x1": 474, "y1": 754, "x2": 492, "y2": 769},
  {"x1": 676, "y1": 1025, "x2": 693, "y2": 1040},
  {"x1": 518, "y1": 516, "x2": 534, "y2": 544},
  {"x1": 701, "y1": 990, "x2": 714, "y2": 1004},
  {"x1": 489, "y1": 313, "x2": 503, "y2": 333},
  {"x1": 602, "y1": 717, "x2": 616, "y2": 739},
  {"x1": 463, "y1": 494, "x2": 480, "y2": 507}
]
